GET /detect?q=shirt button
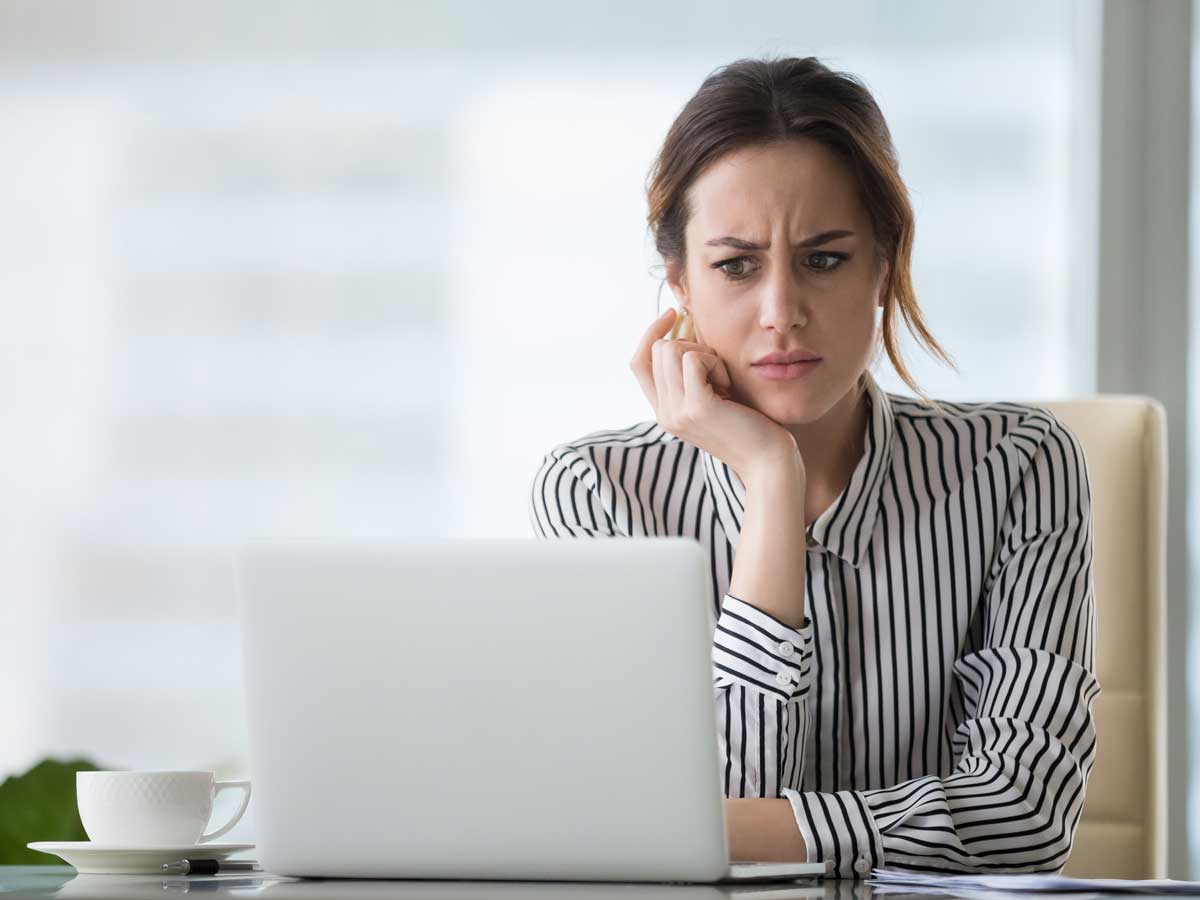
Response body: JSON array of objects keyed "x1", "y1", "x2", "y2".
[
  {"x1": 805, "y1": 531, "x2": 817, "y2": 548},
  {"x1": 778, "y1": 640, "x2": 794, "y2": 656},
  {"x1": 853, "y1": 856, "x2": 871, "y2": 875},
  {"x1": 774, "y1": 671, "x2": 793, "y2": 686}
]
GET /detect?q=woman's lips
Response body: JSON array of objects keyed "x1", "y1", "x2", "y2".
[{"x1": 751, "y1": 359, "x2": 822, "y2": 380}]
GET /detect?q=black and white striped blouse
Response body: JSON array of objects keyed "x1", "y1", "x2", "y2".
[{"x1": 528, "y1": 369, "x2": 1099, "y2": 878}]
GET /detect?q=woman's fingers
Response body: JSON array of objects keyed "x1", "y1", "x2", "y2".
[
  {"x1": 665, "y1": 338, "x2": 733, "y2": 397},
  {"x1": 681, "y1": 349, "x2": 723, "y2": 404},
  {"x1": 651, "y1": 339, "x2": 673, "y2": 421},
  {"x1": 630, "y1": 308, "x2": 676, "y2": 412},
  {"x1": 630, "y1": 310, "x2": 797, "y2": 477},
  {"x1": 634, "y1": 310, "x2": 736, "y2": 418},
  {"x1": 655, "y1": 338, "x2": 686, "y2": 413},
  {"x1": 712, "y1": 356, "x2": 733, "y2": 395}
]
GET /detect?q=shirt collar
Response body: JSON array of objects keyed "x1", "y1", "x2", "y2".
[{"x1": 700, "y1": 370, "x2": 895, "y2": 569}]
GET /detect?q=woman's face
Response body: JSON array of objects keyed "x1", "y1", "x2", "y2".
[{"x1": 667, "y1": 137, "x2": 888, "y2": 426}]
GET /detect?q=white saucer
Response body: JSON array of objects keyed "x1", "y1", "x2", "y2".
[{"x1": 27, "y1": 841, "x2": 256, "y2": 874}]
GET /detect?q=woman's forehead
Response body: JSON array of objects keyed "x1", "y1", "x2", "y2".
[{"x1": 685, "y1": 141, "x2": 863, "y2": 238}]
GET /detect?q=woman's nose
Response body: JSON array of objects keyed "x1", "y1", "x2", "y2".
[{"x1": 758, "y1": 266, "x2": 810, "y2": 331}]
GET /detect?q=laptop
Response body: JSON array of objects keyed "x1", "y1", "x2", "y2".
[{"x1": 235, "y1": 536, "x2": 829, "y2": 883}]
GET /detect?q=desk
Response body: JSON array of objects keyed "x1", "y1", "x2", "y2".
[{"x1": 0, "y1": 866, "x2": 897, "y2": 900}]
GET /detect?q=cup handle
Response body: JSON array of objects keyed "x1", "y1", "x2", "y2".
[{"x1": 199, "y1": 780, "x2": 252, "y2": 843}]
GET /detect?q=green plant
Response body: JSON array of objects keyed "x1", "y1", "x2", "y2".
[{"x1": 0, "y1": 757, "x2": 101, "y2": 864}]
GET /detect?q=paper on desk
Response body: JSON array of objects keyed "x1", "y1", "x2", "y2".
[
  {"x1": 868, "y1": 868, "x2": 1200, "y2": 896},
  {"x1": 871, "y1": 888, "x2": 1109, "y2": 900}
]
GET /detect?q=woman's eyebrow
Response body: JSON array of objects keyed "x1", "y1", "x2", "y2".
[{"x1": 704, "y1": 229, "x2": 855, "y2": 251}]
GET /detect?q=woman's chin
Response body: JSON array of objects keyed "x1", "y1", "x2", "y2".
[{"x1": 753, "y1": 393, "x2": 828, "y2": 427}]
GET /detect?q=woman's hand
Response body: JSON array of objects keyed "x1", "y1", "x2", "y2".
[
  {"x1": 630, "y1": 308, "x2": 801, "y2": 484},
  {"x1": 724, "y1": 797, "x2": 809, "y2": 862}
]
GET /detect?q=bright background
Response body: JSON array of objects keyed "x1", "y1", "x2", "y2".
[{"x1": 0, "y1": 0, "x2": 1192, "y2": 875}]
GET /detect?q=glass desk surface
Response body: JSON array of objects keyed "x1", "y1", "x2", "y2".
[
  {"x1": 3, "y1": 865, "x2": 1192, "y2": 900},
  {"x1": 0, "y1": 866, "x2": 908, "y2": 900}
]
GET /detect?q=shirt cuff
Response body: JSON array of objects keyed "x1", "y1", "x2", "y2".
[
  {"x1": 712, "y1": 592, "x2": 813, "y2": 702},
  {"x1": 781, "y1": 788, "x2": 885, "y2": 878}
]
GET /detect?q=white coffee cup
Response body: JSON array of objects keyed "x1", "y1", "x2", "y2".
[{"x1": 76, "y1": 770, "x2": 252, "y2": 846}]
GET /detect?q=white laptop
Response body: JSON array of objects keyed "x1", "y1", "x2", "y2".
[{"x1": 234, "y1": 536, "x2": 829, "y2": 884}]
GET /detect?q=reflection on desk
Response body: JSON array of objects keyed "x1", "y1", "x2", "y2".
[{"x1": 0, "y1": 866, "x2": 883, "y2": 900}]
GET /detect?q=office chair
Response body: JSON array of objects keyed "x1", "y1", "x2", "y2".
[{"x1": 1041, "y1": 395, "x2": 1167, "y2": 878}]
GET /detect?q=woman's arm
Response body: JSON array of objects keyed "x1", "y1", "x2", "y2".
[
  {"x1": 710, "y1": 450, "x2": 816, "y2": 813},
  {"x1": 530, "y1": 443, "x2": 816, "y2": 845},
  {"x1": 728, "y1": 450, "x2": 809, "y2": 630},
  {"x1": 717, "y1": 451, "x2": 813, "y2": 863},
  {"x1": 780, "y1": 410, "x2": 1099, "y2": 878},
  {"x1": 726, "y1": 798, "x2": 809, "y2": 862}
]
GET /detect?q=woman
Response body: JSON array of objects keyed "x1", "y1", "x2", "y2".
[{"x1": 529, "y1": 56, "x2": 1098, "y2": 878}]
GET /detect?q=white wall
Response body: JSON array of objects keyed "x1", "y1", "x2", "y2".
[{"x1": 0, "y1": 0, "x2": 1088, "y2": 854}]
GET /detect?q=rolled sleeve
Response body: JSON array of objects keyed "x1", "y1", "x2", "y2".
[
  {"x1": 712, "y1": 592, "x2": 813, "y2": 703},
  {"x1": 780, "y1": 411, "x2": 1099, "y2": 876},
  {"x1": 782, "y1": 787, "x2": 885, "y2": 878}
]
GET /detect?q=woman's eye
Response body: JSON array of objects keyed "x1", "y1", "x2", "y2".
[
  {"x1": 712, "y1": 252, "x2": 849, "y2": 281},
  {"x1": 713, "y1": 256, "x2": 757, "y2": 280},
  {"x1": 806, "y1": 252, "x2": 848, "y2": 272}
]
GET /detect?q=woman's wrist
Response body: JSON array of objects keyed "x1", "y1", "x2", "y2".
[{"x1": 740, "y1": 441, "x2": 806, "y2": 494}]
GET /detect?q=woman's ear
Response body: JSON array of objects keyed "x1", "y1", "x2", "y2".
[
  {"x1": 875, "y1": 256, "x2": 891, "y2": 304},
  {"x1": 665, "y1": 259, "x2": 702, "y2": 342},
  {"x1": 665, "y1": 259, "x2": 688, "y2": 307},
  {"x1": 681, "y1": 300, "x2": 700, "y2": 344}
]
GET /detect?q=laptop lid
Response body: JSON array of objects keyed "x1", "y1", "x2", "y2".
[{"x1": 236, "y1": 536, "x2": 736, "y2": 881}]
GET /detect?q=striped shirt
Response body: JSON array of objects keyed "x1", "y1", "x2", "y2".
[{"x1": 528, "y1": 369, "x2": 1099, "y2": 878}]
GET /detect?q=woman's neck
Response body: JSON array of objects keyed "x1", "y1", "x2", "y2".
[{"x1": 786, "y1": 376, "x2": 871, "y2": 526}]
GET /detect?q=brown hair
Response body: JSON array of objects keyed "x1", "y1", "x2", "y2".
[{"x1": 645, "y1": 55, "x2": 957, "y2": 410}]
